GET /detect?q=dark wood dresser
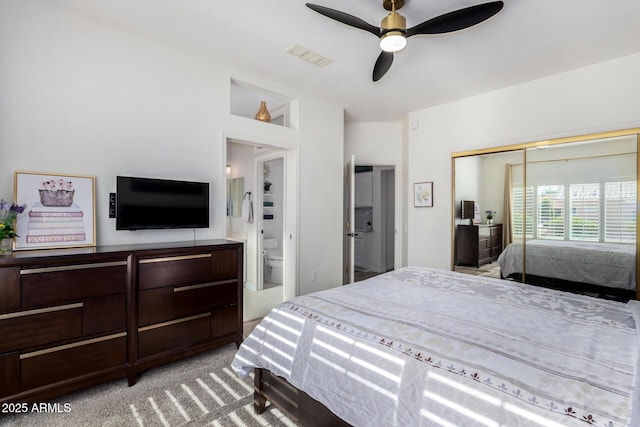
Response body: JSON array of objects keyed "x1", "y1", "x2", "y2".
[
  {"x1": 456, "y1": 224, "x2": 503, "y2": 267},
  {"x1": 0, "y1": 239, "x2": 243, "y2": 404}
]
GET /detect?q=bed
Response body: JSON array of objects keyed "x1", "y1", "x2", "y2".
[
  {"x1": 232, "y1": 267, "x2": 640, "y2": 427},
  {"x1": 497, "y1": 240, "x2": 636, "y2": 300}
]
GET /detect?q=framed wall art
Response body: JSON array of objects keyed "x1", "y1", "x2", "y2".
[
  {"x1": 414, "y1": 181, "x2": 433, "y2": 207},
  {"x1": 14, "y1": 171, "x2": 96, "y2": 250}
]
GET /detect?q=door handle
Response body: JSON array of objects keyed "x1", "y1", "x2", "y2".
[{"x1": 346, "y1": 233, "x2": 359, "y2": 237}]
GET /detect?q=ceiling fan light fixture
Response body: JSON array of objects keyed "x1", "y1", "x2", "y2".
[
  {"x1": 306, "y1": 0, "x2": 504, "y2": 81},
  {"x1": 380, "y1": 31, "x2": 406, "y2": 52}
]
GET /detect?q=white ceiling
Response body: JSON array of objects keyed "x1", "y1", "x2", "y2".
[{"x1": 46, "y1": 0, "x2": 640, "y2": 122}]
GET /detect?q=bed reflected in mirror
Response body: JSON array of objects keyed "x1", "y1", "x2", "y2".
[
  {"x1": 518, "y1": 135, "x2": 637, "y2": 300},
  {"x1": 452, "y1": 129, "x2": 639, "y2": 301}
]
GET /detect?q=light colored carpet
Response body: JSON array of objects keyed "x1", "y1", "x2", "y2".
[
  {"x1": 1, "y1": 344, "x2": 297, "y2": 427},
  {"x1": 455, "y1": 262, "x2": 502, "y2": 279}
]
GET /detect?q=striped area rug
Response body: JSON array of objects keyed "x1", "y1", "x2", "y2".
[{"x1": 2, "y1": 345, "x2": 297, "y2": 427}]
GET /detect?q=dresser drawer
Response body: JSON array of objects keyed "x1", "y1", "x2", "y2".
[
  {"x1": 0, "y1": 352, "x2": 20, "y2": 398},
  {"x1": 211, "y1": 305, "x2": 239, "y2": 338},
  {"x1": 138, "y1": 281, "x2": 237, "y2": 326},
  {"x1": 0, "y1": 305, "x2": 82, "y2": 353},
  {"x1": 21, "y1": 262, "x2": 127, "y2": 308},
  {"x1": 478, "y1": 227, "x2": 491, "y2": 238},
  {"x1": 0, "y1": 267, "x2": 20, "y2": 313},
  {"x1": 478, "y1": 238, "x2": 489, "y2": 250},
  {"x1": 83, "y1": 293, "x2": 126, "y2": 336},
  {"x1": 138, "y1": 253, "x2": 212, "y2": 291},
  {"x1": 138, "y1": 249, "x2": 238, "y2": 291},
  {"x1": 138, "y1": 314, "x2": 210, "y2": 358},
  {"x1": 20, "y1": 334, "x2": 126, "y2": 390}
]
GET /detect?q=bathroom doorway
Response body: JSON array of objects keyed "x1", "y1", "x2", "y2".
[{"x1": 225, "y1": 138, "x2": 297, "y2": 322}]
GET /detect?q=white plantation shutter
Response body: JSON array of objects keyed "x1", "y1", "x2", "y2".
[
  {"x1": 525, "y1": 186, "x2": 534, "y2": 239},
  {"x1": 511, "y1": 186, "x2": 524, "y2": 240},
  {"x1": 569, "y1": 183, "x2": 600, "y2": 241},
  {"x1": 511, "y1": 179, "x2": 636, "y2": 244},
  {"x1": 537, "y1": 185, "x2": 564, "y2": 240},
  {"x1": 605, "y1": 181, "x2": 637, "y2": 243},
  {"x1": 512, "y1": 185, "x2": 534, "y2": 240}
]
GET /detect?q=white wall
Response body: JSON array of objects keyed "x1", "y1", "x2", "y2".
[
  {"x1": 345, "y1": 122, "x2": 404, "y2": 163},
  {"x1": 298, "y1": 101, "x2": 344, "y2": 293},
  {"x1": 407, "y1": 52, "x2": 640, "y2": 269},
  {"x1": 479, "y1": 151, "x2": 522, "y2": 225},
  {"x1": 454, "y1": 156, "x2": 482, "y2": 222},
  {"x1": 0, "y1": 0, "x2": 344, "y2": 295}
]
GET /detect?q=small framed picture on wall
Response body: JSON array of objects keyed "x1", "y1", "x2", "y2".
[{"x1": 414, "y1": 181, "x2": 433, "y2": 207}]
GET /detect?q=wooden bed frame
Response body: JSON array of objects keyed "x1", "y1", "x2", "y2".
[
  {"x1": 254, "y1": 368, "x2": 349, "y2": 426},
  {"x1": 503, "y1": 272, "x2": 637, "y2": 302}
]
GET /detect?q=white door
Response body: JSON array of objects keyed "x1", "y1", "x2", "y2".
[{"x1": 345, "y1": 155, "x2": 356, "y2": 284}]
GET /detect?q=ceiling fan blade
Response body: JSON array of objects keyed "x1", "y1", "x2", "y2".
[
  {"x1": 406, "y1": 1, "x2": 504, "y2": 37},
  {"x1": 373, "y1": 51, "x2": 394, "y2": 82},
  {"x1": 306, "y1": 3, "x2": 380, "y2": 37}
]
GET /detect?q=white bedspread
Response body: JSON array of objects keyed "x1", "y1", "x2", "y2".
[
  {"x1": 233, "y1": 267, "x2": 640, "y2": 427},
  {"x1": 497, "y1": 240, "x2": 636, "y2": 290}
]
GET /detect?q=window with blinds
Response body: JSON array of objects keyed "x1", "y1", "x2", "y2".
[
  {"x1": 511, "y1": 186, "x2": 524, "y2": 241},
  {"x1": 511, "y1": 185, "x2": 534, "y2": 241},
  {"x1": 512, "y1": 180, "x2": 636, "y2": 244},
  {"x1": 537, "y1": 185, "x2": 565, "y2": 239},
  {"x1": 605, "y1": 181, "x2": 637, "y2": 243},
  {"x1": 569, "y1": 183, "x2": 599, "y2": 241}
]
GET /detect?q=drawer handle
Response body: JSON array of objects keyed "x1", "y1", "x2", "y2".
[
  {"x1": 0, "y1": 302, "x2": 82, "y2": 321},
  {"x1": 20, "y1": 261, "x2": 127, "y2": 275},
  {"x1": 139, "y1": 253, "x2": 211, "y2": 264},
  {"x1": 173, "y1": 279, "x2": 237, "y2": 293},
  {"x1": 138, "y1": 313, "x2": 211, "y2": 332},
  {"x1": 20, "y1": 332, "x2": 126, "y2": 359}
]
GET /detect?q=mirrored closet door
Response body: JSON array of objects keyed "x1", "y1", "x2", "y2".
[{"x1": 452, "y1": 129, "x2": 639, "y2": 301}]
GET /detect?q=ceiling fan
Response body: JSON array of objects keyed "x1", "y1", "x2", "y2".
[{"x1": 306, "y1": 0, "x2": 504, "y2": 81}]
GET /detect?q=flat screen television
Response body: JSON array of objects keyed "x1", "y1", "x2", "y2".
[
  {"x1": 461, "y1": 200, "x2": 479, "y2": 223},
  {"x1": 116, "y1": 176, "x2": 209, "y2": 230}
]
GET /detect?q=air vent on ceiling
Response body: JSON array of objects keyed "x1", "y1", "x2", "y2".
[{"x1": 285, "y1": 44, "x2": 333, "y2": 68}]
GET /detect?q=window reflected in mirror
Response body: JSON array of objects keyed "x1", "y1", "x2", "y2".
[{"x1": 452, "y1": 129, "x2": 638, "y2": 301}]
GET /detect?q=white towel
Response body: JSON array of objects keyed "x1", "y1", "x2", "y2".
[{"x1": 242, "y1": 199, "x2": 253, "y2": 223}]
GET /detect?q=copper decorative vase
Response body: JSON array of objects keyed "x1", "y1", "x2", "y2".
[{"x1": 255, "y1": 101, "x2": 271, "y2": 123}]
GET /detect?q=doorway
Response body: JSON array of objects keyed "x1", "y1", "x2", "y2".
[
  {"x1": 348, "y1": 163, "x2": 397, "y2": 283},
  {"x1": 225, "y1": 138, "x2": 297, "y2": 322}
]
